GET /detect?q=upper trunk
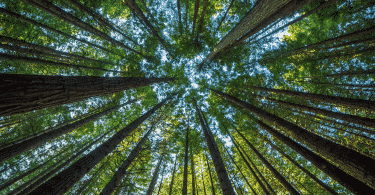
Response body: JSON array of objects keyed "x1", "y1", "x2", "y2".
[
  {"x1": 192, "y1": 0, "x2": 200, "y2": 35},
  {"x1": 168, "y1": 155, "x2": 178, "y2": 195},
  {"x1": 146, "y1": 144, "x2": 167, "y2": 195},
  {"x1": 182, "y1": 125, "x2": 189, "y2": 195}
]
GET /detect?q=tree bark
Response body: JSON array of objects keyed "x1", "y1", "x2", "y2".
[
  {"x1": 177, "y1": 0, "x2": 182, "y2": 35},
  {"x1": 0, "y1": 100, "x2": 135, "y2": 163},
  {"x1": 213, "y1": 0, "x2": 235, "y2": 36},
  {"x1": 195, "y1": 0, "x2": 208, "y2": 44},
  {"x1": 19, "y1": 128, "x2": 112, "y2": 194},
  {"x1": 191, "y1": 148, "x2": 196, "y2": 195},
  {"x1": 27, "y1": 96, "x2": 172, "y2": 195},
  {"x1": 0, "y1": 74, "x2": 173, "y2": 116},
  {"x1": 248, "y1": 85, "x2": 375, "y2": 111},
  {"x1": 168, "y1": 155, "x2": 178, "y2": 195},
  {"x1": 195, "y1": 103, "x2": 236, "y2": 195},
  {"x1": 205, "y1": 153, "x2": 216, "y2": 195},
  {"x1": 156, "y1": 164, "x2": 166, "y2": 195},
  {"x1": 182, "y1": 123, "x2": 189, "y2": 195},
  {"x1": 257, "y1": 120, "x2": 375, "y2": 194},
  {"x1": 211, "y1": 89, "x2": 375, "y2": 190},
  {"x1": 100, "y1": 123, "x2": 156, "y2": 195},
  {"x1": 146, "y1": 145, "x2": 167, "y2": 195},
  {"x1": 192, "y1": 0, "x2": 200, "y2": 35},
  {"x1": 202, "y1": 172, "x2": 207, "y2": 195}
]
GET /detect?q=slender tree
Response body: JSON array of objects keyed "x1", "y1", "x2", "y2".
[
  {"x1": 146, "y1": 144, "x2": 167, "y2": 195},
  {"x1": 182, "y1": 121, "x2": 189, "y2": 195},
  {"x1": 191, "y1": 148, "x2": 196, "y2": 195},
  {"x1": 27, "y1": 96, "x2": 172, "y2": 195},
  {"x1": 168, "y1": 155, "x2": 178, "y2": 195},
  {"x1": 0, "y1": 73, "x2": 173, "y2": 116},
  {"x1": 192, "y1": 0, "x2": 200, "y2": 35},
  {"x1": 211, "y1": 89, "x2": 375, "y2": 189}
]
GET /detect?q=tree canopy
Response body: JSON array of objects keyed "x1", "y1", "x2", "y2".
[{"x1": 1, "y1": 0, "x2": 374, "y2": 194}]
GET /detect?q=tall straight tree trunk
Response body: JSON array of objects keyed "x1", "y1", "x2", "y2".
[
  {"x1": 262, "y1": 135, "x2": 339, "y2": 195},
  {"x1": 248, "y1": 85, "x2": 375, "y2": 111},
  {"x1": 0, "y1": 8, "x2": 119, "y2": 56},
  {"x1": 265, "y1": 96, "x2": 375, "y2": 129},
  {"x1": 195, "y1": 0, "x2": 208, "y2": 44},
  {"x1": 124, "y1": 0, "x2": 170, "y2": 52},
  {"x1": 0, "y1": 74, "x2": 173, "y2": 116},
  {"x1": 169, "y1": 155, "x2": 178, "y2": 195},
  {"x1": 195, "y1": 103, "x2": 236, "y2": 195},
  {"x1": 76, "y1": 162, "x2": 107, "y2": 195},
  {"x1": 192, "y1": 0, "x2": 200, "y2": 35},
  {"x1": 182, "y1": 124, "x2": 189, "y2": 195},
  {"x1": 27, "y1": 96, "x2": 172, "y2": 195},
  {"x1": 23, "y1": 0, "x2": 148, "y2": 59},
  {"x1": 211, "y1": 89, "x2": 375, "y2": 190},
  {"x1": 233, "y1": 127, "x2": 300, "y2": 194},
  {"x1": 213, "y1": 0, "x2": 235, "y2": 36},
  {"x1": 185, "y1": 0, "x2": 189, "y2": 31},
  {"x1": 198, "y1": 0, "x2": 311, "y2": 71},
  {"x1": 146, "y1": 145, "x2": 167, "y2": 195},
  {"x1": 156, "y1": 164, "x2": 166, "y2": 195},
  {"x1": 65, "y1": 0, "x2": 139, "y2": 46},
  {"x1": 294, "y1": 80, "x2": 375, "y2": 89},
  {"x1": 18, "y1": 128, "x2": 112, "y2": 194},
  {"x1": 100, "y1": 123, "x2": 156, "y2": 195},
  {"x1": 0, "y1": 53, "x2": 124, "y2": 74},
  {"x1": 256, "y1": 120, "x2": 375, "y2": 194},
  {"x1": 191, "y1": 148, "x2": 196, "y2": 195},
  {"x1": 177, "y1": 0, "x2": 182, "y2": 35},
  {"x1": 202, "y1": 172, "x2": 207, "y2": 195},
  {"x1": 205, "y1": 153, "x2": 216, "y2": 195},
  {"x1": 0, "y1": 100, "x2": 135, "y2": 163}
]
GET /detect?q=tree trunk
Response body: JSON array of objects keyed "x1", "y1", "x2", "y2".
[
  {"x1": 195, "y1": 103, "x2": 236, "y2": 195},
  {"x1": 0, "y1": 73, "x2": 173, "y2": 116},
  {"x1": 202, "y1": 172, "x2": 207, "y2": 195},
  {"x1": 146, "y1": 145, "x2": 167, "y2": 195},
  {"x1": 248, "y1": 85, "x2": 375, "y2": 111},
  {"x1": 205, "y1": 153, "x2": 216, "y2": 195},
  {"x1": 100, "y1": 123, "x2": 156, "y2": 195},
  {"x1": 19, "y1": 128, "x2": 112, "y2": 194},
  {"x1": 0, "y1": 36, "x2": 116, "y2": 66},
  {"x1": 213, "y1": 0, "x2": 235, "y2": 35},
  {"x1": 185, "y1": 0, "x2": 189, "y2": 31},
  {"x1": 191, "y1": 148, "x2": 196, "y2": 195},
  {"x1": 0, "y1": 100, "x2": 135, "y2": 163},
  {"x1": 156, "y1": 164, "x2": 166, "y2": 195},
  {"x1": 0, "y1": 8, "x2": 120, "y2": 56},
  {"x1": 0, "y1": 53, "x2": 124, "y2": 74},
  {"x1": 256, "y1": 120, "x2": 375, "y2": 194},
  {"x1": 192, "y1": 0, "x2": 200, "y2": 35},
  {"x1": 294, "y1": 79, "x2": 375, "y2": 89},
  {"x1": 211, "y1": 89, "x2": 375, "y2": 189},
  {"x1": 198, "y1": 0, "x2": 311, "y2": 71},
  {"x1": 124, "y1": 0, "x2": 170, "y2": 52},
  {"x1": 182, "y1": 123, "x2": 189, "y2": 195},
  {"x1": 195, "y1": 0, "x2": 208, "y2": 44},
  {"x1": 177, "y1": 0, "x2": 182, "y2": 35},
  {"x1": 262, "y1": 135, "x2": 339, "y2": 195},
  {"x1": 76, "y1": 162, "x2": 107, "y2": 195},
  {"x1": 234, "y1": 126, "x2": 300, "y2": 194},
  {"x1": 23, "y1": 0, "x2": 148, "y2": 59},
  {"x1": 168, "y1": 155, "x2": 178, "y2": 195},
  {"x1": 266, "y1": 96, "x2": 375, "y2": 129},
  {"x1": 27, "y1": 96, "x2": 172, "y2": 195}
]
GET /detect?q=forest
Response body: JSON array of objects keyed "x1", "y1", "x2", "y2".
[{"x1": 0, "y1": 0, "x2": 374, "y2": 194}]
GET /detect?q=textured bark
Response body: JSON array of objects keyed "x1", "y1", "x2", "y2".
[
  {"x1": 19, "y1": 129, "x2": 111, "y2": 194},
  {"x1": 0, "y1": 53, "x2": 124, "y2": 74},
  {"x1": 195, "y1": 103, "x2": 236, "y2": 195},
  {"x1": 213, "y1": 0, "x2": 235, "y2": 35},
  {"x1": 234, "y1": 127, "x2": 300, "y2": 194},
  {"x1": 202, "y1": 172, "x2": 207, "y2": 195},
  {"x1": 211, "y1": 89, "x2": 375, "y2": 190},
  {"x1": 124, "y1": 0, "x2": 170, "y2": 52},
  {"x1": 0, "y1": 36, "x2": 116, "y2": 66},
  {"x1": 185, "y1": 0, "x2": 189, "y2": 30},
  {"x1": 146, "y1": 145, "x2": 167, "y2": 195},
  {"x1": 205, "y1": 153, "x2": 216, "y2": 195},
  {"x1": 23, "y1": 0, "x2": 147, "y2": 58},
  {"x1": 248, "y1": 85, "x2": 375, "y2": 111},
  {"x1": 192, "y1": 0, "x2": 200, "y2": 35},
  {"x1": 0, "y1": 8, "x2": 119, "y2": 56},
  {"x1": 76, "y1": 163, "x2": 107, "y2": 195},
  {"x1": 266, "y1": 97, "x2": 375, "y2": 129},
  {"x1": 0, "y1": 74, "x2": 173, "y2": 116},
  {"x1": 156, "y1": 164, "x2": 166, "y2": 195},
  {"x1": 295, "y1": 80, "x2": 375, "y2": 89},
  {"x1": 100, "y1": 124, "x2": 155, "y2": 195},
  {"x1": 182, "y1": 125, "x2": 189, "y2": 195},
  {"x1": 198, "y1": 0, "x2": 312, "y2": 70},
  {"x1": 262, "y1": 135, "x2": 339, "y2": 195},
  {"x1": 168, "y1": 156, "x2": 178, "y2": 195},
  {"x1": 27, "y1": 97, "x2": 171, "y2": 195},
  {"x1": 0, "y1": 100, "x2": 135, "y2": 163},
  {"x1": 177, "y1": 0, "x2": 182, "y2": 35},
  {"x1": 257, "y1": 120, "x2": 375, "y2": 194}
]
